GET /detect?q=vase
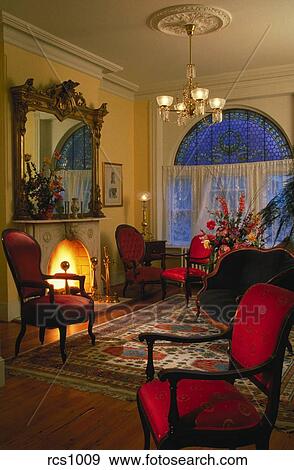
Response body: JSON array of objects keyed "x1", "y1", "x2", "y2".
[{"x1": 43, "y1": 205, "x2": 54, "y2": 219}]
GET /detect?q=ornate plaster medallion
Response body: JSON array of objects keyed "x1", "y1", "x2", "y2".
[{"x1": 147, "y1": 4, "x2": 232, "y2": 37}]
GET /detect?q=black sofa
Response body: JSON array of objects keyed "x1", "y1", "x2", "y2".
[{"x1": 197, "y1": 247, "x2": 294, "y2": 326}]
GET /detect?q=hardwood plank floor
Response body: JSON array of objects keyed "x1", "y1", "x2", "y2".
[{"x1": 0, "y1": 284, "x2": 293, "y2": 450}]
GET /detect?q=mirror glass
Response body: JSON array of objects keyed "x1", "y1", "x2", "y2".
[{"x1": 25, "y1": 111, "x2": 92, "y2": 215}]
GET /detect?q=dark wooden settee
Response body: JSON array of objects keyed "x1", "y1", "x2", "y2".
[{"x1": 197, "y1": 247, "x2": 294, "y2": 326}]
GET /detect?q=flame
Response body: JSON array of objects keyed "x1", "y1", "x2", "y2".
[{"x1": 48, "y1": 239, "x2": 80, "y2": 290}]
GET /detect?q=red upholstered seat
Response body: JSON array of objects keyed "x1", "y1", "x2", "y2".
[
  {"x1": 23, "y1": 294, "x2": 93, "y2": 325},
  {"x1": 138, "y1": 379, "x2": 260, "y2": 442},
  {"x1": 161, "y1": 267, "x2": 207, "y2": 282},
  {"x1": 2, "y1": 229, "x2": 96, "y2": 363},
  {"x1": 137, "y1": 284, "x2": 294, "y2": 450},
  {"x1": 161, "y1": 234, "x2": 212, "y2": 305},
  {"x1": 115, "y1": 224, "x2": 164, "y2": 298}
]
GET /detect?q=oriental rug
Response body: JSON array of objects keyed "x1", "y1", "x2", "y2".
[{"x1": 6, "y1": 295, "x2": 294, "y2": 430}]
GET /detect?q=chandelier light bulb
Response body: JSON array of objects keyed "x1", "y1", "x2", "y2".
[
  {"x1": 156, "y1": 95, "x2": 173, "y2": 107},
  {"x1": 209, "y1": 97, "x2": 226, "y2": 110},
  {"x1": 175, "y1": 101, "x2": 186, "y2": 111},
  {"x1": 191, "y1": 87, "x2": 209, "y2": 101}
]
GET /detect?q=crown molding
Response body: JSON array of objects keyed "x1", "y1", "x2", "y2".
[
  {"x1": 1, "y1": 11, "x2": 124, "y2": 78},
  {"x1": 136, "y1": 63, "x2": 294, "y2": 100},
  {"x1": 1, "y1": 10, "x2": 139, "y2": 99},
  {"x1": 101, "y1": 74, "x2": 139, "y2": 101}
]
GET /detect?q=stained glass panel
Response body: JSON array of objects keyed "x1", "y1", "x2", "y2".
[
  {"x1": 175, "y1": 109, "x2": 292, "y2": 165},
  {"x1": 57, "y1": 125, "x2": 92, "y2": 170}
]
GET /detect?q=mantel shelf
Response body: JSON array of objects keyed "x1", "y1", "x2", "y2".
[{"x1": 13, "y1": 218, "x2": 108, "y2": 224}]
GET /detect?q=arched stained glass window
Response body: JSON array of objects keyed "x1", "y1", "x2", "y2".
[
  {"x1": 56, "y1": 125, "x2": 92, "y2": 170},
  {"x1": 175, "y1": 109, "x2": 292, "y2": 165}
]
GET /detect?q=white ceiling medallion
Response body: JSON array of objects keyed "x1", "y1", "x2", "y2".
[{"x1": 147, "y1": 4, "x2": 232, "y2": 37}]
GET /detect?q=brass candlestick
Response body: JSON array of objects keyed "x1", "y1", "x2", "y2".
[
  {"x1": 96, "y1": 247, "x2": 119, "y2": 303},
  {"x1": 90, "y1": 256, "x2": 99, "y2": 301},
  {"x1": 137, "y1": 191, "x2": 153, "y2": 240}
]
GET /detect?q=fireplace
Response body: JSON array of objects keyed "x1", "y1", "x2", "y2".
[
  {"x1": 14, "y1": 218, "x2": 104, "y2": 297},
  {"x1": 48, "y1": 239, "x2": 91, "y2": 292}
]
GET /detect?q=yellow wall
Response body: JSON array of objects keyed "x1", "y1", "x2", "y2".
[
  {"x1": 98, "y1": 88, "x2": 135, "y2": 284},
  {"x1": 0, "y1": 42, "x2": 136, "y2": 320},
  {"x1": 0, "y1": 21, "x2": 8, "y2": 321},
  {"x1": 134, "y1": 100, "x2": 150, "y2": 232}
]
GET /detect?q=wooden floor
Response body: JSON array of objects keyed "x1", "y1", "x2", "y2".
[{"x1": 0, "y1": 284, "x2": 293, "y2": 450}]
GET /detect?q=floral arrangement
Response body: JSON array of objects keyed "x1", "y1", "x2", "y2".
[
  {"x1": 23, "y1": 151, "x2": 64, "y2": 219},
  {"x1": 201, "y1": 193, "x2": 265, "y2": 258}
]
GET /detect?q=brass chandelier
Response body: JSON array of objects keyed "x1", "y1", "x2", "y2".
[{"x1": 156, "y1": 23, "x2": 226, "y2": 126}]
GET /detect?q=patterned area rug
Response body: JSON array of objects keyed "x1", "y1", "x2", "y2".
[{"x1": 6, "y1": 295, "x2": 294, "y2": 430}]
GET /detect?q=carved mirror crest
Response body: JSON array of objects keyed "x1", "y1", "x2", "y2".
[{"x1": 11, "y1": 78, "x2": 108, "y2": 220}]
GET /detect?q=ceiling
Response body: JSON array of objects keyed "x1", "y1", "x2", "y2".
[{"x1": 0, "y1": 0, "x2": 294, "y2": 92}]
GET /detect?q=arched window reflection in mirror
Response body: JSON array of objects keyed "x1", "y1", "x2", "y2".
[
  {"x1": 55, "y1": 124, "x2": 93, "y2": 212},
  {"x1": 56, "y1": 125, "x2": 92, "y2": 170}
]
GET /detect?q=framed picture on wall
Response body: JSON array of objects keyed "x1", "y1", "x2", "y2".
[{"x1": 102, "y1": 162, "x2": 123, "y2": 207}]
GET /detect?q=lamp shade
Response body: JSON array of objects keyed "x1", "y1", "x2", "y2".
[
  {"x1": 174, "y1": 101, "x2": 186, "y2": 111},
  {"x1": 137, "y1": 191, "x2": 152, "y2": 202},
  {"x1": 209, "y1": 97, "x2": 226, "y2": 109},
  {"x1": 191, "y1": 87, "x2": 209, "y2": 101},
  {"x1": 156, "y1": 95, "x2": 173, "y2": 107}
]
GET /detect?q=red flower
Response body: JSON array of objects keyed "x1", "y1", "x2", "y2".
[
  {"x1": 217, "y1": 196, "x2": 229, "y2": 216},
  {"x1": 206, "y1": 220, "x2": 216, "y2": 230},
  {"x1": 238, "y1": 193, "x2": 245, "y2": 213}
]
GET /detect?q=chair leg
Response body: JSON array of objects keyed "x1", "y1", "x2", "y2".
[
  {"x1": 185, "y1": 281, "x2": 192, "y2": 306},
  {"x1": 195, "y1": 296, "x2": 201, "y2": 320},
  {"x1": 137, "y1": 397, "x2": 151, "y2": 450},
  {"x1": 39, "y1": 327, "x2": 46, "y2": 345},
  {"x1": 161, "y1": 278, "x2": 167, "y2": 300},
  {"x1": 88, "y1": 311, "x2": 96, "y2": 345},
  {"x1": 123, "y1": 281, "x2": 128, "y2": 298},
  {"x1": 256, "y1": 434, "x2": 270, "y2": 450},
  {"x1": 286, "y1": 339, "x2": 293, "y2": 355},
  {"x1": 59, "y1": 326, "x2": 67, "y2": 363},
  {"x1": 140, "y1": 283, "x2": 145, "y2": 299},
  {"x1": 15, "y1": 321, "x2": 26, "y2": 357}
]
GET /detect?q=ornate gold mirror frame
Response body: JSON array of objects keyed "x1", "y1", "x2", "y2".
[{"x1": 11, "y1": 78, "x2": 108, "y2": 219}]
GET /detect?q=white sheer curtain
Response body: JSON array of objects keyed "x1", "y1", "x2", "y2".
[
  {"x1": 59, "y1": 170, "x2": 92, "y2": 212},
  {"x1": 162, "y1": 159, "x2": 291, "y2": 247}
]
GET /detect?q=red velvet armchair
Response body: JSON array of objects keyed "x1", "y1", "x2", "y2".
[
  {"x1": 2, "y1": 229, "x2": 95, "y2": 363},
  {"x1": 115, "y1": 224, "x2": 164, "y2": 298},
  {"x1": 161, "y1": 234, "x2": 212, "y2": 305},
  {"x1": 137, "y1": 283, "x2": 294, "y2": 449}
]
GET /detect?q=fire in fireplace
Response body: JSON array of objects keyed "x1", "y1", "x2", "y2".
[{"x1": 48, "y1": 239, "x2": 91, "y2": 292}]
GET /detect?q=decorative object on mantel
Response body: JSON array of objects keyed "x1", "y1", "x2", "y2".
[
  {"x1": 137, "y1": 191, "x2": 153, "y2": 240},
  {"x1": 22, "y1": 153, "x2": 64, "y2": 219},
  {"x1": 10, "y1": 78, "x2": 108, "y2": 220},
  {"x1": 102, "y1": 162, "x2": 123, "y2": 207},
  {"x1": 71, "y1": 197, "x2": 80, "y2": 219},
  {"x1": 148, "y1": 4, "x2": 230, "y2": 125},
  {"x1": 200, "y1": 193, "x2": 265, "y2": 261}
]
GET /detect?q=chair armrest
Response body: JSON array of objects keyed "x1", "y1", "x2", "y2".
[
  {"x1": 139, "y1": 329, "x2": 231, "y2": 382},
  {"x1": 21, "y1": 280, "x2": 55, "y2": 302},
  {"x1": 158, "y1": 361, "x2": 270, "y2": 382},
  {"x1": 139, "y1": 330, "x2": 231, "y2": 344}
]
